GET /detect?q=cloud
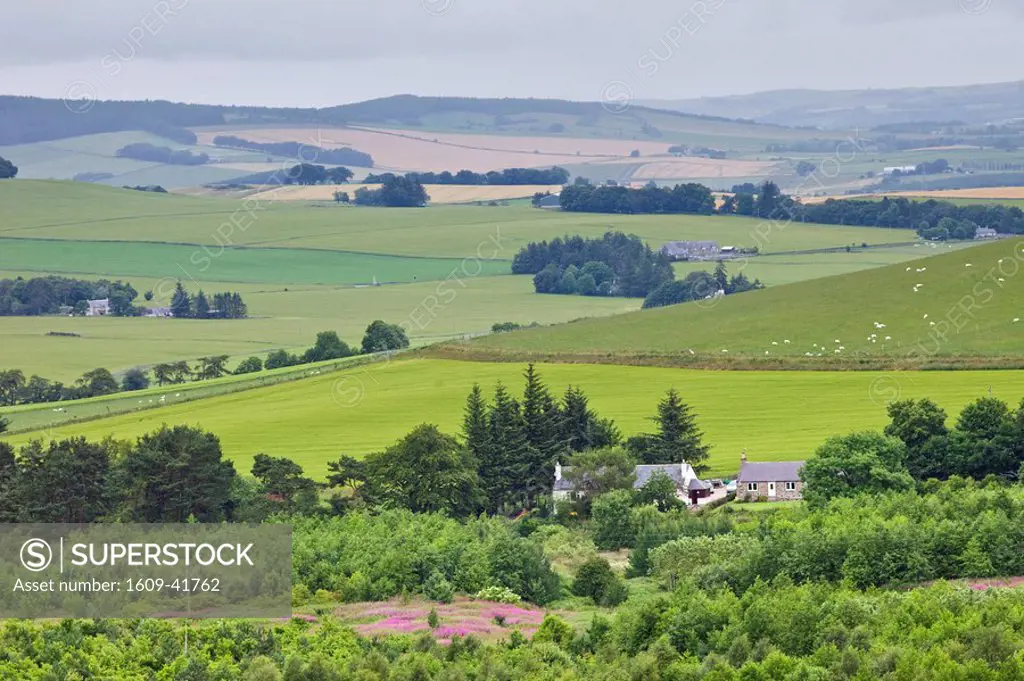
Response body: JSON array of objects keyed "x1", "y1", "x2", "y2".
[{"x1": 0, "y1": 0, "x2": 1021, "y2": 102}]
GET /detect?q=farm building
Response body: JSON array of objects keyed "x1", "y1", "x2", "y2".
[
  {"x1": 145, "y1": 307, "x2": 172, "y2": 317},
  {"x1": 975, "y1": 227, "x2": 999, "y2": 240},
  {"x1": 85, "y1": 298, "x2": 110, "y2": 316},
  {"x1": 553, "y1": 461, "x2": 712, "y2": 506},
  {"x1": 735, "y1": 452, "x2": 805, "y2": 501},
  {"x1": 660, "y1": 240, "x2": 721, "y2": 261},
  {"x1": 535, "y1": 194, "x2": 561, "y2": 209},
  {"x1": 881, "y1": 166, "x2": 918, "y2": 176}
]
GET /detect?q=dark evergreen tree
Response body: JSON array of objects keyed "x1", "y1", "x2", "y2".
[
  {"x1": 170, "y1": 281, "x2": 191, "y2": 318},
  {"x1": 482, "y1": 383, "x2": 533, "y2": 511},
  {"x1": 193, "y1": 290, "x2": 210, "y2": 318},
  {"x1": 462, "y1": 384, "x2": 490, "y2": 463},
  {"x1": 558, "y1": 386, "x2": 618, "y2": 452},
  {"x1": 643, "y1": 388, "x2": 711, "y2": 470},
  {"x1": 117, "y1": 425, "x2": 236, "y2": 522},
  {"x1": 15, "y1": 437, "x2": 112, "y2": 522},
  {"x1": 521, "y1": 364, "x2": 561, "y2": 500}
]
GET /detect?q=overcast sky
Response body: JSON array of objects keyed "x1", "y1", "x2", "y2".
[{"x1": 2, "y1": 0, "x2": 1022, "y2": 106}]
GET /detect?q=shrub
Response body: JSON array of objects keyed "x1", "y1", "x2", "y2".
[
  {"x1": 474, "y1": 586, "x2": 522, "y2": 604},
  {"x1": 234, "y1": 356, "x2": 264, "y2": 374},
  {"x1": 424, "y1": 570, "x2": 455, "y2": 603}
]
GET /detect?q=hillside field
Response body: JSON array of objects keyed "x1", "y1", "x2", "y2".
[
  {"x1": 6, "y1": 358, "x2": 1024, "y2": 479},
  {"x1": 248, "y1": 183, "x2": 564, "y2": 204},
  {"x1": 0, "y1": 274, "x2": 639, "y2": 380},
  {"x1": 0, "y1": 181, "x2": 920, "y2": 258},
  {"x1": 0, "y1": 179, "x2": 994, "y2": 379},
  {"x1": 471, "y1": 238, "x2": 1024, "y2": 359}
]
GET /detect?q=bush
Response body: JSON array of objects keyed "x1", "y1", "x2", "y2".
[
  {"x1": 474, "y1": 586, "x2": 522, "y2": 604},
  {"x1": 424, "y1": 570, "x2": 455, "y2": 603},
  {"x1": 571, "y1": 557, "x2": 628, "y2": 607},
  {"x1": 234, "y1": 356, "x2": 264, "y2": 374},
  {"x1": 591, "y1": 489, "x2": 635, "y2": 550}
]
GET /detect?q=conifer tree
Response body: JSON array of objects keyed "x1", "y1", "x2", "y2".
[
  {"x1": 484, "y1": 382, "x2": 533, "y2": 511},
  {"x1": 463, "y1": 384, "x2": 490, "y2": 463},
  {"x1": 522, "y1": 364, "x2": 561, "y2": 500},
  {"x1": 649, "y1": 388, "x2": 710, "y2": 470},
  {"x1": 170, "y1": 281, "x2": 191, "y2": 318}
]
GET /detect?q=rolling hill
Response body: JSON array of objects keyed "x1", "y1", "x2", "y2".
[
  {"x1": 644, "y1": 80, "x2": 1024, "y2": 128},
  {"x1": 465, "y1": 237, "x2": 1024, "y2": 362}
]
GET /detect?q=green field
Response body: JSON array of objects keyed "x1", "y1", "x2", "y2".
[
  {"x1": 0, "y1": 237, "x2": 509, "y2": 285},
  {"x1": 0, "y1": 274, "x2": 639, "y2": 380},
  {"x1": 2, "y1": 179, "x2": 958, "y2": 378},
  {"x1": 472, "y1": 238, "x2": 1024, "y2": 359},
  {"x1": 6, "y1": 358, "x2": 1024, "y2": 479},
  {"x1": 0, "y1": 181, "x2": 919, "y2": 259},
  {"x1": 673, "y1": 242, "x2": 979, "y2": 286}
]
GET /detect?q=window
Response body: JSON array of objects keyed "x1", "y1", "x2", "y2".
[
  {"x1": 785, "y1": 481, "x2": 797, "y2": 491},
  {"x1": 746, "y1": 482, "x2": 758, "y2": 492}
]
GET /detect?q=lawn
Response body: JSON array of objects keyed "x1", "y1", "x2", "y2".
[
  {"x1": 7, "y1": 358, "x2": 1024, "y2": 479},
  {"x1": 472, "y1": 237, "x2": 1024, "y2": 359}
]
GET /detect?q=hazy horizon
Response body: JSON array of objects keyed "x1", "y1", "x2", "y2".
[{"x1": 2, "y1": 0, "x2": 1022, "y2": 108}]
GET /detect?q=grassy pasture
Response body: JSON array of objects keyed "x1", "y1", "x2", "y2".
[
  {"x1": 0, "y1": 273, "x2": 638, "y2": 380},
  {"x1": 673, "y1": 242, "x2": 981, "y2": 286},
  {"x1": 472, "y1": 238, "x2": 1024, "y2": 359},
  {"x1": 6, "y1": 358, "x2": 1024, "y2": 478},
  {"x1": 0, "y1": 237, "x2": 508, "y2": 285},
  {"x1": 0, "y1": 181, "x2": 919, "y2": 261}
]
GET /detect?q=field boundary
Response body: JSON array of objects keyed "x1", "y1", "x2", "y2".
[
  {"x1": 2, "y1": 352, "x2": 399, "y2": 437},
  {"x1": 421, "y1": 344, "x2": 1024, "y2": 372}
]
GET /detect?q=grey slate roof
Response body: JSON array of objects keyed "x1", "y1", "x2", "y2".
[
  {"x1": 634, "y1": 464, "x2": 684, "y2": 487},
  {"x1": 555, "y1": 463, "x2": 708, "y2": 492},
  {"x1": 738, "y1": 461, "x2": 805, "y2": 483}
]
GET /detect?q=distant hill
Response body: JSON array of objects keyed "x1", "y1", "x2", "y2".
[
  {"x1": 464, "y1": 238, "x2": 1024, "y2": 363},
  {"x1": 644, "y1": 81, "x2": 1024, "y2": 129},
  {"x1": 0, "y1": 94, "x2": 749, "y2": 147}
]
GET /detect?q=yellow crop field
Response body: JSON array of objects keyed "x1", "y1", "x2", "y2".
[
  {"x1": 248, "y1": 183, "x2": 563, "y2": 203},
  {"x1": 198, "y1": 126, "x2": 667, "y2": 172},
  {"x1": 627, "y1": 158, "x2": 782, "y2": 180},
  {"x1": 804, "y1": 187, "x2": 1024, "y2": 203}
]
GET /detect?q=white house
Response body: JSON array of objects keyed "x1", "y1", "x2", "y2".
[
  {"x1": 85, "y1": 298, "x2": 110, "y2": 316},
  {"x1": 553, "y1": 461, "x2": 712, "y2": 505}
]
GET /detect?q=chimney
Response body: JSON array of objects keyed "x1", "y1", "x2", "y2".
[
  {"x1": 740, "y1": 449, "x2": 747, "y2": 465},
  {"x1": 554, "y1": 461, "x2": 562, "y2": 481}
]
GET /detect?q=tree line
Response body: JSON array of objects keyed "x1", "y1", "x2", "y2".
[
  {"x1": 0, "y1": 324, "x2": 409, "y2": 409},
  {"x1": 353, "y1": 175, "x2": 429, "y2": 207},
  {"x1": 0, "y1": 276, "x2": 140, "y2": 316},
  {"x1": 212, "y1": 135, "x2": 374, "y2": 167},
  {"x1": 798, "y1": 395, "x2": 1024, "y2": 508},
  {"x1": 558, "y1": 181, "x2": 716, "y2": 215},
  {"x1": 642, "y1": 261, "x2": 764, "y2": 309},
  {"x1": 363, "y1": 167, "x2": 570, "y2": 186},
  {"x1": 513, "y1": 232, "x2": 675, "y2": 298},
  {"x1": 0, "y1": 155, "x2": 16, "y2": 179},
  {"x1": 168, "y1": 282, "x2": 248, "y2": 319},
  {"x1": 115, "y1": 142, "x2": 209, "y2": 165},
  {"x1": 556, "y1": 178, "x2": 1024, "y2": 236}
]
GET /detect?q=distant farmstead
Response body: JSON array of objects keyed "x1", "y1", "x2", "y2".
[
  {"x1": 85, "y1": 299, "x2": 110, "y2": 316},
  {"x1": 660, "y1": 240, "x2": 721, "y2": 261},
  {"x1": 975, "y1": 227, "x2": 999, "y2": 240},
  {"x1": 735, "y1": 452, "x2": 805, "y2": 501}
]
